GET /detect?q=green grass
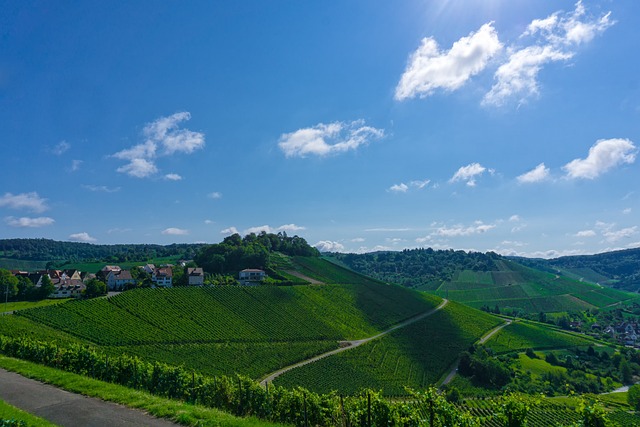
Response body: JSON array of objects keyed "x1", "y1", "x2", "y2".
[
  {"x1": 483, "y1": 321, "x2": 595, "y2": 353},
  {"x1": 0, "y1": 399, "x2": 58, "y2": 427},
  {"x1": 518, "y1": 352, "x2": 567, "y2": 378},
  {"x1": 1, "y1": 299, "x2": 68, "y2": 313},
  {"x1": 0, "y1": 356, "x2": 284, "y2": 427},
  {"x1": 273, "y1": 301, "x2": 502, "y2": 396}
]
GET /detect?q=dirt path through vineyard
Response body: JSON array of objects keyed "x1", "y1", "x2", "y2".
[{"x1": 259, "y1": 298, "x2": 449, "y2": 386}]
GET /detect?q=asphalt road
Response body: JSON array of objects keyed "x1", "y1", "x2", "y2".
[{"x1": 0, "y1": 368, "x2": 179, "y2": 427}]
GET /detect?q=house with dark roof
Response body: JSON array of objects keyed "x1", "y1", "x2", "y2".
[{"x1": 187, "y1": 267, "x2": 204, "y2": 286}]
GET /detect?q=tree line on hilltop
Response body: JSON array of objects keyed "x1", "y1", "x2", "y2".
[
  {"x1": 332, "y1": 248, "x2": 501, "y2": 289},
  {"x1": 0, "y1": 238, "x2": 204, "y2": 264},
  {"x1": 195, "y1": 232, "x2": 319, "y2": 275}
]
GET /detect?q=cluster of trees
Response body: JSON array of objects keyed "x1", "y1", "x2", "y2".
[
  {"x1": 458, "y1": 346, "x2": 511, "y2": 389},
  {"x1": 195, "y1": 232, "x2": 319, "y2": 275},
  {"x1": 0, "y1": 269, "x2": 54, "y2": 302},
  {"x1": 333, "y1": 248, "x2": 500, "y2": 289},
  {"x1": 0, "y1": 238, "x2": 204, "y2": 264}
]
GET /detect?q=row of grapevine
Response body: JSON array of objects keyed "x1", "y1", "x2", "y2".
[
  {"x1": 274, "y1": 301, "x2": 503, "y2": 395},
  {"x1": 2, "y1": 334, "x2": 638, "y2": 426},
  {"x1": 17, "y1": 284, "x2": 442, "y2": 347}
]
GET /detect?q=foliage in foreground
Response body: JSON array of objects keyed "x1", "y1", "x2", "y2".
[{"x1": 2, "y1": 334, "x2": 638, "y2": 426}]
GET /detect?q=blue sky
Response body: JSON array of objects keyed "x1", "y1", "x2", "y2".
[{"x1": 1, "y1": 0, "x2": 639, "y2": 258}]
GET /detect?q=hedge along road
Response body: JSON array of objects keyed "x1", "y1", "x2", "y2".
[
  {"x1": 259, "y1": 299, "x2": 449, "y2": 386},
  {"x1": 0, "y1": 368, "x2": 179, "y2": 427}
]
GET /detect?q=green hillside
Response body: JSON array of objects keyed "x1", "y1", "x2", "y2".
[
  {"x1": 434, "y1": 260, "x2": 637, "y2": 314},
  {"x1": 8, "y1": 279, "x2": 442, "y2": 379},
  {"x1": 273, "y1": 301, "x2": 503, "y2": 395},
  {"x1": 514, "y1": 247, "x2": 640, "y2": 292}
]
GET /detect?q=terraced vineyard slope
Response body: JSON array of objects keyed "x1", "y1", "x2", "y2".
[
  {"x1": 273, "y1": 301, "x2": 503, "y2": 395},
  {"x1": 12, "y1": 281, "x2": 442, "y2": 378}
]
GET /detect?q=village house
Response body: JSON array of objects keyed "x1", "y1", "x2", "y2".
[
  {"x1": 239, "y1": 268, "x2": 266, "y2": 285},
  {"x1": 50, "y1": 279, "x2": 86, "y2": 298},
  {"x1": 106, "y1": 269, "x2": 136, "y2": 291},
  {"x1": 152, "y1": 267, "x2": 173, "y2": 287},
  {"x1": 187, "y1": 267, "x2": 204, "y2": 286}
]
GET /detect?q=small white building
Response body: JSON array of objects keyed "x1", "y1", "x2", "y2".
[
  {"x1": 239, "y1": 269, "x2": 266, "y2": 285},
  {"x1": 187, "y1": 267, "x2": 204, "y2": 286}
]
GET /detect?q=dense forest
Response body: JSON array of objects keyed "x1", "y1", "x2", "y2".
[
  {"x1": 0, "y1": 238, "x2": 205, "y2": 264},
  {"x1": 515, "y1": 247, "x2": 640, "y2": 291},
  {"x1": 331, "y1": 248, "x2": 500, "y2": 289},
  {"x1": 194, "y1": 232, "x2": 319, "y2": 274}
]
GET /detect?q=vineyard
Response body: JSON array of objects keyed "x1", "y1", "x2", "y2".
[
  {"x1": 273, "y1": 301, "x2": 503, "y2": 395},
  {"x1": 434, "y1": 259, "x2": 637, "y2": 314},
  {"x1": 483, "y1": 321, "x2": 595, "y2": 353},
  {"x1": 9, "y1": 282, "x2": 442, "y2": 379}
]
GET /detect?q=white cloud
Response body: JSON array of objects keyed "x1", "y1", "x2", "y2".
[
  {"x1": 221, "y1": 227, "x2": 239, "y2": 235},
  {"x1": 82, "y1": 185, "x2": 121, "y2": 193},
  {"x1": 574, "y1": 229, "x2": 596, "y2": 237},
  {"x1": 563, "y1": 138, "x2": 636, "y2": 179},
  {"x1": 602, "y1": 226, "x2": 638, "y2": 243},
  {"x1": 517, "y1": 163, "x2": 550, "y2": 183},
  {"x1": 450, "y1": 163, "x2": 487, "y2": 187},
  {"x1": 208, "y1": 192, "x2": 222, "y2": 199},
  {"x1": 483, "y1": 1, "x2": 614, "y2": 106},
  {"x1": 5, "y1": 216, "x2": 55, "y2": 228},
  {"x1": 0, "y1": 192, "x2": 49, "y2": 213},
  {"x1": 389, "y1": 183, "x2": 409, "y2": 193},
  {"x1": 204, "y1": 219, "x2": 214, "y2": 225},
  {"x1": 314, "y1": 241, "x2": 345, "y2": 252},
  {"x1": 244, "y1": 224, "x2": 306, "y2": 235},
  {"x1": 162, "y1": 227, "x2": 189, "y2": 236},
  {"x1": 483, "y1": 45, "x2": 572, "y2": 106},
  {"x1": 509, "y1": 215, "x2": 521, "y2": 222},
  {"x1": 433, "y1": 222, "x2": 496, "y2": 237},
  {"x1": 164, "y1": 173, "x2": 182, "y2": 181},
  {"x1": 410, "y1": 179, "x2": 431, "y2": 189},
  {"x1": 116, "y1": 158, "x2": 158, "y2": 178},
  {"x1": 52, "y1": 141, "x2": 70, "y2": 155},
  {"x1": 351, "y1": 237, "x2": 365, "y2": 243},
  {"x1": 395, "y1": 23, "x2": 502, "y2": 100},
  {"x1": 70, "y1": 160, "x2": 83, "y2": 172},
  {"x1": 389, "y1": 179, "x2": 431, "y2": 193},
  {"x1": 69, "y1": 232, "x2": 97, "y2": 243},
  {"x1": 112, "y1": 112, "x2": 205, "y2": 178},
  {"x1": 278, "y1": 120, "x2": 384, "y2": 158},
  {"x1": 623, "y1": 208, "x2": 632, "y2": 215}
]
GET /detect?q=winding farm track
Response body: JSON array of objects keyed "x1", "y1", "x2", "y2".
[
  {"x1": 284, "y1": 270, "x2": 324, "y2": 284},
  {"x1": 259, "y1": 298, "x2": 449, "y2": 386},
  {"x1": 439, "y1": 318, "x2": 513, "y2": 387}
]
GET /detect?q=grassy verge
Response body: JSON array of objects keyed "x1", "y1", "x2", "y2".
[
  {"x1": 0, "y1": 399, "x2": 58, "y2": 427},
  {"x1": 1, "y1": 299, "x2": 67, "y2": 313},
  {"x1": 0, "y1": 356, "x2": 285, "y2": 427}
]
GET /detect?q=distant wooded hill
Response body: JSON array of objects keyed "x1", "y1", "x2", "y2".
[
  {"x1": 0, "y1": 238, "x2": 205, "y2": 264},
  {"x1": 513, "y1": 247, "x2": 640, "y2": 292},
  {"x1": 329, "y1": 248, "x2": 501, "y2": 289}
]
